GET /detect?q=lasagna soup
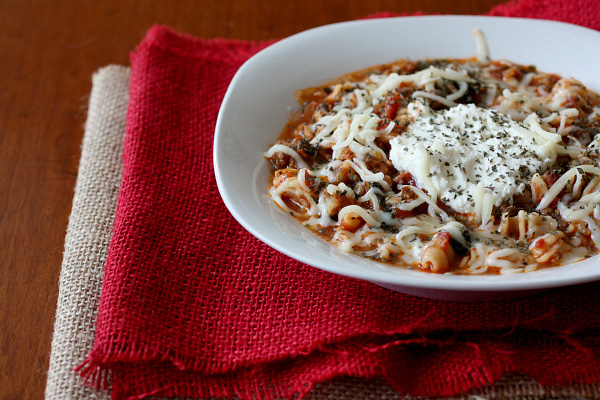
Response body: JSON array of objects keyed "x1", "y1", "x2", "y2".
[{"x1": 264, "y1": 32, "x2": 600, "y2": 275}]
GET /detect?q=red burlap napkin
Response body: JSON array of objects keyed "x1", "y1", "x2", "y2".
[{"x1": 81, "y1": 1, "x2": 600, "y2": 399}]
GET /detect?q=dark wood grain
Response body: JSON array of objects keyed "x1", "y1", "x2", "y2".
[{"x1": 0, "y1": 0, "x2": 506, "y2": 398}]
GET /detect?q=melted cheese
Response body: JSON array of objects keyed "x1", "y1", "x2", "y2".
[
  {"x1": 390, "y1": 103, "x2": 554, "y2": 214},
  {"x1": 538, "y1": 165, "x2": 600, "y2": 210},
  {"x1": 264, "y1": 145, "x2": 308, "y2": 169}
]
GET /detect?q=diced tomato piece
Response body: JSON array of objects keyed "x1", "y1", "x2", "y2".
[
  {"x1": 542, "y1": 170, "x2": 565, "y2": 207},
  {"x1": 383, "y1": 90, "x2": 404, "y2": 121},
  {"x1": 542, "y1": 170, "x2": 561, "y2": 187},
  {"x1": 394, "y1": 171, "x2": 416, "y2": 186},
  {"x1": 394, "y1": 209, "x2": 415, "y2": 219},
  {"x1": 385, "y1": 100, "x2": 399, "y2": 120}
]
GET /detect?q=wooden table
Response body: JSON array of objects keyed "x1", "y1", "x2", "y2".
[{"x1": 0, "y1": 1, "x2": 507, "y2": 398}]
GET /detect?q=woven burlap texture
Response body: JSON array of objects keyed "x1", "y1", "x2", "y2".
[
  {"x1": 45, "y1": 65, "x2": 130, "y2": 400},
  {"x1": 45, "y1": 65, "x2": 600, "y2": 400}
]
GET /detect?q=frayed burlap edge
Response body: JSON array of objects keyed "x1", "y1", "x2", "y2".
[{"x1": 45, "y1": 65, "x2": 600, "y2": 400}]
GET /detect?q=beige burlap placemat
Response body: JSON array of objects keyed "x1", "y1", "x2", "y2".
[
  {"x1": 45, "y1": 66, "x2": 600, "y2": 400},
  {"x1": 45, "y1": 65, "x2": 129, "y2": 400}
]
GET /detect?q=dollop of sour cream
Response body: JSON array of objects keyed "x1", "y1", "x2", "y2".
[{"x1": 390, "y1": 103, "x2": 554, "y2": 213}]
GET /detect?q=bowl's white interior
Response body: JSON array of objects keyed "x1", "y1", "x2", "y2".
[{"x1": 214, "y1": 16, "x2": 600, "y2": 297}]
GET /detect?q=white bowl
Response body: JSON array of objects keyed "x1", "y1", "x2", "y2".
[{"x1": 214, "y1": 16, "x2": 600, "y2": 301}]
